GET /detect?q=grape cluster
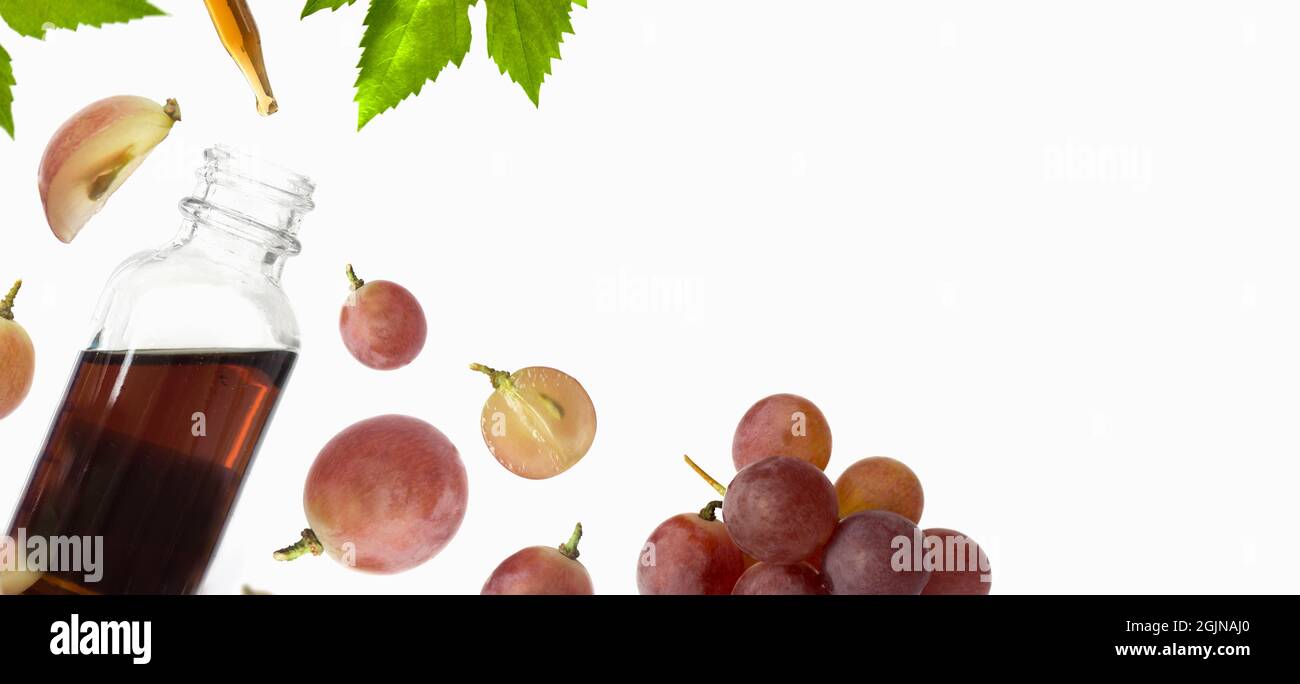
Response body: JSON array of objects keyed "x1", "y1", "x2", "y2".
[{"x1": 638, "y1": 394, "x2": 992, "y2": 595}]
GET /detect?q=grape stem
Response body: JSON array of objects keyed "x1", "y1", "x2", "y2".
[
  {"x1": 684, "y1": 455, "x2": 727, "y2": 496},
  {"x1": 469, "y1": 362, "x2": 512, "y2": 390},
  {"x1": 0, "y1": 280, "x2": 19, "y2": 321},
  {"x1": 272, "y1": 529, "x2": 323, "y2": 561},
  {"x1": 698, "y1": 500, "x2": 723, "y2": 522},
  {"x1": 558, "y1": 522, "x2": 583, "y2": 561},
  {"x1": 163, "y1": 98, "x2": 182, "y2": 123},
  {"x1": 345, "y1": 264, "x2": 365, "y2": 290},
  {"x1": 470, "y1": 363, "x2": 568, "y2": 422}
]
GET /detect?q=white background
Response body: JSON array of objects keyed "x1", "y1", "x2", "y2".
[{"x1": 1, "y1": 1, "x2": 1298, "y2": 594}]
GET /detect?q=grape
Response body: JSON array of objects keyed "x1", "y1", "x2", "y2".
[
  {"x1": 481, "y1": 523, "x2": 594, "y2": 595},
  {"x1": 471, "y1": 363, "x2": 596, "y2": 479},
  {"x1": 39, "y1": 96, "x2": 180, "y2": 243},
  {"x1": 278, "y1": 415, "x2": 468, "y2": 573},
  {"x1": 835, "y1": 456, "x2": 924, "y2": 523},
  {"x1": 732, "y1": 393, "x2": 832, "y2": 471},
  {"x1": 0, "y1": 281, "x2": 34, "y2": 420},
  {"x1": 821, "y1": 510, "x2": 931, "y2": 595},
  {"x1": 731, "y1": 562, "x2": 827, "y2": 595},
  {"x1": 921, "y1": 528, "x2": 992, "y2": 595},
  {"x1": 721, "y1": 456, "x2": 838, "y2": 564},
  {"x1": 637, "y1": 502, "x2": 745, "y2": 595},
  {"x1": 339, "y1": 264, "x2": 428, "y2": 370}
]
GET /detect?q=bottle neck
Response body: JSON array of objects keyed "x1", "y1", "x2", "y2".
[{"x1": 174, "y1": 146, "x2": 315, "y2": 282}]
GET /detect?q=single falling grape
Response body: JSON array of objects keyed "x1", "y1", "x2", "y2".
[
  {"x1": 686, "y1": 455, "x2": 838, "y2": 564},
  {"x1": 636, "y1": 501, "x2": 746, "y2": 595},
  {"x1": 732, "y1": 393, "x2": 832, "y2": 471},
  {"x1": 732, "y1": 562, "x2": 828, "y2": 595},
  {"x1": 0, "y1": 281, "x2": 34, "y2": 420},
  {"x1": 274, "y1": 415, "x2": 468, "y2": 573},
  {"x1": 339, "y1": 264, "x2": 427, "y2": 370},
  {"x1": 821, "y1": 510, "x2": 931, "y2": 595},
  {"x1": 470, "y1": 363, "x2": 597, "y2": 479},
  {"x1": 835, "y1": 456, "x2": 924, "y2": 523},
  {"x1": 481, "y1": 523, "x2": 594, "y2": 595},
  {"x1": 920, "y1": 528, "x2": 992, "y2": 595}
]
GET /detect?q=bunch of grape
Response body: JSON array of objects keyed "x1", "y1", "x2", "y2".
[{"x1": 638, "y1": 394, "x2": 992, "y2": 595}]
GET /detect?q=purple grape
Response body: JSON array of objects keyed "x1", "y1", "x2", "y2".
[
  {"x1": 723, "y1": 456, "x2": 838, "y2": 564},
  {"x1": 822, "y1": 510, "x2": 931, "y2": 595},
  {"x1": 731, "y1": 562, "x2": 827, "y2": 595}
]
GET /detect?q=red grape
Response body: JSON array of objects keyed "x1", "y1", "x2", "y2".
[
  {"x1": 732, "y1": 562, "x2": 827, "y2": 595},
  {"x1": 0, "y1": 280, "x2": 34, "y2": 420},
  {"x1": 921, "y1": 527, "x2": 992, "y2": 595},
  {"x1": 280, "y1": 415, "x2": 468, "y2": 573},
  {"x1": 339, "y1": 264, "x2": 427, "y2": 370},
  {"x1": 732, "y1": 393, "x2": 832, "y2": 471},
  {"x1": 637, "y1": 502, "x2": 745, "y2": 595},
  {"x1": 481, "y1": 523, "x2": 594, "y2": 595},
  {"x1": 822, "y1": 510, "x2": 930, "y2": 594},
  {"x1": 835, "y1": 456, "x2": 924, "y2": 523},
  {"x1": 722, "y1": 456, "x2": 838, "y2": 564}
]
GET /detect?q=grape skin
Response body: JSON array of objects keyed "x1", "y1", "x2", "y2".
[
  {"x1": 732, "y1": 393, "x2": 832, "y2": 471},
  {"x1": 723, "y1": 457, "x2": 838, "y2": 564},
  {"x1": 478, "y1": 366, "x2": 596, "y2": 479},
  {"x1": 637, "y1": 512, "x2": 744, "y2": 595},
  {"x1": 731, "y1": 562, "x2": 827, "y2": 595},
  {"x1": 304, "y1": 415, "x2": 467, "y2": 573},
  {"x1": 920, "y1": 528, "x2": 992, "y2": 595},
  {"x1": 481, "y1": 547, "x2": 593, "y2": 595},
  {"x1": 339, "y1": 279, "x2": 428, "y2": 370},
  {"x1": 821, "y1": 510, "x2": 931, "y2": 595},
  {"x1": 834, "y1": 456, "x2": 924, "y2": 523}
]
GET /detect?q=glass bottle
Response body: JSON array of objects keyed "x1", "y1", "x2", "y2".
[{"x1": 3, "y1": 146, "x2": 314, "y2": 595}]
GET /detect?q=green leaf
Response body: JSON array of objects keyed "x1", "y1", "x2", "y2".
[
  {"x1": 0, "y1": 0, "x2": 165, "y2": 40},
  {"x1": 483, "y1": 0, "x2": 585, "y2": 106},
  {"x1": 0, "y1": 42, "x2": 14, "y2": 139},
  {"x1": 354, "y1": 0, "x2": 475, "y2": 130},
  {"x1": 302, "y1": 0, "x2": 360, "y2": 19}
]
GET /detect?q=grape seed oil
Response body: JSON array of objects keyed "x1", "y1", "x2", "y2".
[{"x1": 7, "y1": 348, "x2": 295, "y2": 595}]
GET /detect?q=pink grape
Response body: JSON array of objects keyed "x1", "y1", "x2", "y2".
[
  {"x1": 821, "y1": 510, "x2": 931, "y2": 595},
  {"x1": 723, "y1": 456, "x2": 838, "y2": 564},
  {"x1": 637, "y1": 502, "x2": 745, "y2": 595},
  {"x1": 731, "y1": 562, "x2": 828, "y2": 595},
  {"x1": 732, "y1": 393, "x2": 832, "y2": 471},
  {"x1": 339, "y1": 264, "x2": 427, "y2": 370},
  {"x1": 289, "y1": 415, "x2": 467, "y2": 573},
  {"x1": 921, "y1": 527, "x2": 992, "y2": 595},
  {"x1": 481, "y1": 523, "x2": 593, "y2": 595},
  {"x1": 0, "y1": 281, "x2": 34, "y2": 420}
]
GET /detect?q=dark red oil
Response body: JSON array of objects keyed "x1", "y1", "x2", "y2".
[{"x1": 7, "y1": 348, "x2": 295, "y2": 595}]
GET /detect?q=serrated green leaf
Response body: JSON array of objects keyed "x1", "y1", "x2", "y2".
[
  {"x1": 483, "y1": 0, "x2": 584, "y2": 106},
  {"x1": 0, "y1": 0, "x2": 164, "y2": 40},
  {"x1": 0, "y1": 42, "x2": 14, "y2": 139},
  {"x1": 354, "y1": 0, "x2": 475, "y2": 130},
  {"x1": 302, "y1": 0, "x2": 360, "y2": 19}
]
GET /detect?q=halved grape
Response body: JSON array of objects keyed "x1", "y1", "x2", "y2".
[{"x1": 471, "y1": 363, "x2": 596, "y2": 479}]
